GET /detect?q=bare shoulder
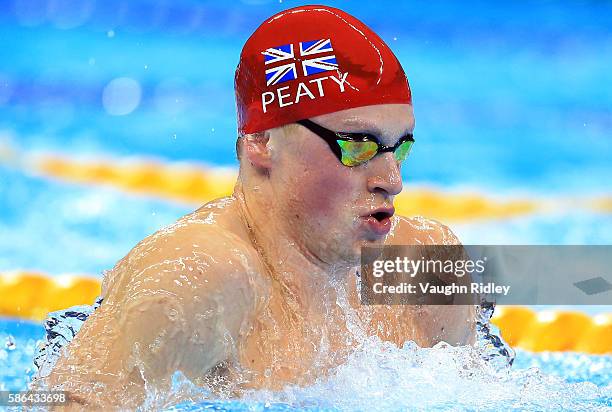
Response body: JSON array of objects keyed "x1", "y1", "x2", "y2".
[
  {"x1": 46, "y1": 205, "x2": 262, "y2": 407},
  {"x1": 389, "y1": 216, "x2": 475, "y2": 346},
  {"x1": 388, "y1": 215, "x2": 461, "y2": 245},
  {"x1": 98, "y1": 209, "x2": 262, "y2": 346},
  {"x1": 102, "y1": 204, "x2": 260, "y2": 304}
]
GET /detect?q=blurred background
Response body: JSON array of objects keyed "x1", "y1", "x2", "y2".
[{"x1": 0, "y1": 0, "x2": 610, "y2": 309}]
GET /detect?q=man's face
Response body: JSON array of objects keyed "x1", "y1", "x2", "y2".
[{"x1": 268, "y1": 103, "x2": 415, "y2": 266}]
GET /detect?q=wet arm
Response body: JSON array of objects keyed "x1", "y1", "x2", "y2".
[
  {"x1": 392, "y1": 216, "x2": 476, "y2": 345},
  {"x1": 47, "y1": 256, "x2": 252, "y2": 409}
]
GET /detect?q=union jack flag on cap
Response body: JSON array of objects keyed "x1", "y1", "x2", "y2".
[{"x1": 263, "y1": 39, "x2": 338, "y2": 86}]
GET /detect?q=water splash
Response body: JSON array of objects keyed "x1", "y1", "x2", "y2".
[
  {"x1": 164, "y1": 337, "x2": 609, "y2": 411},
  {"x1": 27, "y1": 300, "x2": 610, "y2": 411},
  {"x1": 474, "y1": 301, "x2": 515, "y2": 370}
]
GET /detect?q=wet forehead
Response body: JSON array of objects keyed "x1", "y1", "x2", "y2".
[{"x1": 311, "y1": 104, "x2": 415, "y2": 145}]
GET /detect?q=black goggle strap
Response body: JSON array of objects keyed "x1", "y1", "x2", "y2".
[{"x1": 295, "y1": 119, "x2": 343, "y2": 161}]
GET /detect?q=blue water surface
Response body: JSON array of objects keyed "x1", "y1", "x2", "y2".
[
  {"x1": 0, "y1": 1, "x2": 611, "y2": 410},
  {"x1": 0, "y1": 0, "x2": 610, "y2": 276},
  {"x1": 1, "y1": 317, "x2": 610, "y2": 410},
  {"x1": 0, "y1": 0, "x2": 610, "y2": 191}
]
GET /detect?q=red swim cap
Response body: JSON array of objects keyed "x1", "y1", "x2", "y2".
[{"x1": 235, "y1": 5, "x2": 412, "y2": 135}]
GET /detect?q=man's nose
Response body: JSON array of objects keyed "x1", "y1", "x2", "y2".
[{"x1": 366, "y1": 152, "x2": 403, "y2": 196}]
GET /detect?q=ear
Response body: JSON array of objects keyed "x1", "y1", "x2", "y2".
[{"x1": 243, "y1": 131, "x2": 273, "y2": 170}]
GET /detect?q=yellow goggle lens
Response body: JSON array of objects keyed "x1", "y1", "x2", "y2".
[
  {"x1": 337, "y1": 140, "x2": 379, "y2": 167},
  {"x1": 394, "y1": 140, "x2": 413, "y2": 163}
]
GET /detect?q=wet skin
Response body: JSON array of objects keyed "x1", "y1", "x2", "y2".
[{"x1": 45, "y1": 104, "x2": 475, "y2": 409}]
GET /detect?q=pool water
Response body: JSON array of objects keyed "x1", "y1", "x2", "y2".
[
  {"x1": 1, "y1": 317, "x2": 611, "y2": 411},
  {"x1": 1, "y1": 0, "x2": 611, "y2": 276},
  {"x1": 0, "y1": 0, "x2": 611, "y2": 410}
]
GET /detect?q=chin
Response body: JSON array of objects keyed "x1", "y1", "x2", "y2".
[
  {"x1": 353, "y1": 236, "x2": 385, "y2": 254},
  {"x1": 361, "y1": 233, "x2": 388, "y2": 245}
]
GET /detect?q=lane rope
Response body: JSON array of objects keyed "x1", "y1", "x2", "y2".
[
  {"x1": 32, "y1": 154, "x2": 536, "y2": 221},
  {"x1": 1, "y1": 271, "x2": 610, "y2": 354},
  {"x1": 1, "y1": 142, "x2": 608, "y2": 221}
]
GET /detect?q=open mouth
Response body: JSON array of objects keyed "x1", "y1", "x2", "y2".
[
  {"x1": 362, "y1": 207, "x2": 395, "y2": 236},
  {"x1": 371, "y1": 211, "x2": 393, "y2": 222},
  {"x1": 360, "y1": 206, "x2": 395, "y2": 236}
]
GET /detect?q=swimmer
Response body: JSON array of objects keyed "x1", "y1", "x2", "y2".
[{"x1": 46, "y1": 5, "x2": 475, "y2": 408}]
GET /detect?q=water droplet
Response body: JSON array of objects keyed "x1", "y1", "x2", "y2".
[
  {"x1": 166, "y1": 308, "x2": 179, "y2": 320},
  {"x1": 5, "y1": 335, "x2": 16, "y2": 351},
  {"x1": 102, "y1": 77, "x2": 141, "y2": 116},
  {"x1": 107, "y1": 29, "x2": 115, "y2": 38}
]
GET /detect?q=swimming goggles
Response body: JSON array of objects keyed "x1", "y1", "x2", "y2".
[{"x1": 296, "y1": 119, "x2": 414, "y2": 167}]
